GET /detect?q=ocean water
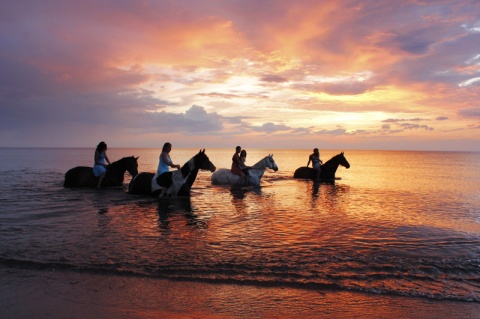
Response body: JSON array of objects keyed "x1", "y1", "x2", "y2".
[{"x1": 1, "y1": 148, "x2": 480, "y2": 303}]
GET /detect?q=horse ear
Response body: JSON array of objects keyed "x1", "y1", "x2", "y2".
[
  {"x1": 135, "y1": 156, "x2": 139, "y2": 160},
  {"x1": 202, "y1": 148, "x2": 205, "y2": 153}
]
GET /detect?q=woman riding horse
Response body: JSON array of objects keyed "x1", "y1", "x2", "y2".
[
  {"x1": 93, "y1": 141, "x2": 111, "y2": 188},
  {"x1": 64, "y1": 156, "x2": 139, "y2": 188},
  {"x1": 293, "y1": 152, "x2": 350, "y2": 181},
  {"x1": 211, "y1": 154, "x2": 278, "y2": 187},
  {"x1": 128, "y1": 149, "x2": 216, "y2": 197}
]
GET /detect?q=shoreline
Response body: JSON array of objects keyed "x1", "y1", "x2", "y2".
[{"x1": 2, "y1": 266, "x2": 480, "y2": 319}]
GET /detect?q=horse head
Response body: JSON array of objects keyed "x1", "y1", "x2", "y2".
[
  {"x1": 194, "y1": 149, "x2": 216, "y2": 172},
  {"x1": 266, "y1": 154, "x2": 279, "y2": 171},
  {"x1": 339, "y1": 152, "x2": 350, "y2": 169},
  {"x1": 330, "y1": 152, "x2": 350, "y2": 169},
  {"x1": 125, "y1": 156, "x2": 139, "y2": 177}
]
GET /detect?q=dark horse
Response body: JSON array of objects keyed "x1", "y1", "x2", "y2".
[
  {"x1": 293, "y1": 152, "x2": 350, "y2": 181},
  {"x1": 64, "y1": 156, "x2": 139, "y2": 188},
  {"x1": 128, "y1": 149, "x2": 216, "y2": 197}
]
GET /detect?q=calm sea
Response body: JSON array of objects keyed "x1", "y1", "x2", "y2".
[{"x1": 1, "y1": 148, "x2": 479, "y2": 303}]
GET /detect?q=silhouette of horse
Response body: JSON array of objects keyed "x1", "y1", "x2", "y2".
[
  {"x1": 64, "y1": 156, "x2": 139, "y2": 188},
  {"x1": 293, "y1": 152, "x2": 350, "y2": 181},
  {"x1": 128, "y1": 149, "x2": 216, "y2": 197},
  {"x1": 211, "y1": 155, "x2": 278, "y2": 187}
]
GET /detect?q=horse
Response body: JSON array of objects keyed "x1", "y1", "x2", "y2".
[
  {"x1": 293, "y1": 152, "x2": 350, "y2": 181},
  {"x1": 64, "y1": 156, "x2": 139, "y2": 188},
  {"x1": 211, "y1": 154, "x2": 278, "y2": 187},
  {"x1": 128, "y1": 149, "x2": 216, "y2": 197}
]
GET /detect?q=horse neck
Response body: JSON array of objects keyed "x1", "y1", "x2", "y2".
[
  {"x1": 106, "y1": 158, "x2": 127, "y2": 182},
  {"x1": 108, "y1": 158, "x2": 127, "y2": 174},
  {"x1": 323, "y1": 156, "x2": 341, "y2": 173},
  {"x1": 179, "y1": 157, "x2": 199, "y2": 188},
  {"x1": 249, "y1": 157, "x2": 268, "y2": 177},
  {"x1": 180, "y1": 157, "x2": 196, "y2": 178}
]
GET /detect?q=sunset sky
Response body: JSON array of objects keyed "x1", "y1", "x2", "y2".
[{"x1": 1, "y1": 0, "x2": 479, "y2": 151}]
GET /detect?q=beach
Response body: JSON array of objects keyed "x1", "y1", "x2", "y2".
[{"x1": 2, "y1": 265, "x2": 480, "y2": 319}]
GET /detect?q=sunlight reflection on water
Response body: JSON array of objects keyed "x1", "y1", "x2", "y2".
[{"x1": 0, "y1": 148, "x2": 479, "y2": 301}]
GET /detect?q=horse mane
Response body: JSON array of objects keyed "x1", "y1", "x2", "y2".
[
  {"x1": 179, "y1": 149, "x2": 206, "y2": 177},
  {"x1": 108, "y1": 156, "x2": 134, "y2": 168},
  {"x1": 323, "y1": 152, "x2": 344, "y2": 166},
  {"x1": 251, "y1": 155, "x2": 272, "y2": 169},
  {"x1": 108, "y1": 156, "x2": 138, "y2": 178},
  {"x1": 109, "y1": 156, "x2": 127, "y2": 168}
]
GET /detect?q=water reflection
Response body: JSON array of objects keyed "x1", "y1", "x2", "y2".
[
  {"x1": 312, "y1": 181, "x2": 320, "y2": 196},
  {"x1": 97, "y1": 208, "x2": 109, "y2": 214},
  {"x1": 229, "y1": 187, "x2": 262, "y2": 199},
  {"x1": 229, "y1": 187, "x2": 264, "y2": 217},
  {"x1": 157, "y1": 197, "x2": 208, "y2": 230}
]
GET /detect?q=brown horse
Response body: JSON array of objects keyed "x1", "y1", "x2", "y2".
[
  {"x1": 293, "y1": 152, "x2": 350, "y2": 181},
  {"x1": 64, "y1": 156, "x2": 139, "y2": 188}
]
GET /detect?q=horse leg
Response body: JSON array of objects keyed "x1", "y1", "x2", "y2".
[
  {"x1": 97, "y1": 172, "x2": 106, "y2": 188},
  {"x1": 159, "y1": 187, "x2": 169, "y2": 197}
]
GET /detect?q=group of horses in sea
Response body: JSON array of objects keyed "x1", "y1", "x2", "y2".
[{"x1": 64, "y1": 150, "x2": 350, "y2": 197}]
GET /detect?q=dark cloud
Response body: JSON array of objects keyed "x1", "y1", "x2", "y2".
[
  {"x1": 459, "y1": 107, "x2": 480, "y2": 118},
  {"x1": 399, "y1": 123, "x2": 434, "y2": 131},
  {"x1": 382, "y1": 118, "x2": 426, "y2": 123},
  {"x1": 143, "y1": 105, "x2": 223, "y2": 134},
  {"x1": 260, "y1": 75, "x2": 288, "y2": 83},
  {"x1": 380, "y1": 32, "x2": 435, "y2": 55},
  {"x1": 314, "y1": 128, "x2": 348, "y2": 136}
]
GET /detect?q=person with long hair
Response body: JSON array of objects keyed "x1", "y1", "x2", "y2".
[
  {"x1": 307, "y1": 148, "x2": 322, "y2": 180},
  {"x1": 93, "y1": 141, "x2": 111, "y2": 188},
  {"x1": 231, "y1": 146, "x2": 247, "y2": 177},
  {"x1": 157, "y1": 142, "x2": 180, "y2": 176}
]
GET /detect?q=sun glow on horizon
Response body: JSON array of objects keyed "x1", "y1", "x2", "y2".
[{"x1": 1, "y1": 1, "x2": 479, "y2": 151}]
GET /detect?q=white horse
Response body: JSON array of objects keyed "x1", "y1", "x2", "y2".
[{"x1": 211, "y1": 154, "x2": 278, "y2": 187}]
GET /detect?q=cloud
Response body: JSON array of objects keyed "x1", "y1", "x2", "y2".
[
  {"x1": 399, "y1": 123, "x2": 434, "y2": 131},
  {"x1": 145, "y1": 105, "x2": 223, "y2": 134},
  {"x1": 293, "y1": 80, "x2": 375, "y2": 96},
  {"x1": 260, "y1": 75, "x2": 288, "y2": 83},
  {"x1": 382, "y1": 118, "x2": 426, "y2": 123},
  {"x1": 458, "y1": 77, "x2": 480, "y2": 87},
  {"x1": 251, "y1": 122, "x2": 291, "y2": 133},
  {"x1": 1, "y1": 0, "x2": 479, "y2": 150},
  {"x1": 381, "y1": 118, "x2": 434, "y2": 131},
  {"x1": 459, "y1": 107, "x2": 480, "y2": 118},
  {"x1": 314, "y1": 128, "x2": 348, "y2": 136}
]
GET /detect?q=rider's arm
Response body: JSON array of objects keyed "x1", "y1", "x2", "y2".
[{"x1": 161, "y1": 153, "x2": 180, "y2": 169}]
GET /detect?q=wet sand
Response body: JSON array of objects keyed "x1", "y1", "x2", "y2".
[{"x1": 1, "y1": 266, "x2": 480, "y2": 319}]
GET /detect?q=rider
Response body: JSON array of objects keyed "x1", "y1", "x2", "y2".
[
  {"x1": 307, "y1": 148, "x2": 322, "y2": 180},
  {"x1": 93, "y1": 141, "x2": 111, "y2": 188},
  {"x1": 240, "y1": 149, "x2": 248, "y2": 174},
  {"x1": 157, "y1": 142, "x2": 181, "y2": 178},
  {"x1": 231, "y1": 146, "x2": 248, "y2": 184}
]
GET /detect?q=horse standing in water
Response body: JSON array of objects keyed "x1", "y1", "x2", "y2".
[
  {"x1": 211, "y1": 155, "x2": 278, "y2": 187},
  {"x1": 128, "y1": 149, "x2": 216, "y2": 197},
  {"x1": 293, "y1": 152, "x2": 350, "y2": 181},
  {"x1": 64, "y1": 156, "x2": 139, "y2": 188}
]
